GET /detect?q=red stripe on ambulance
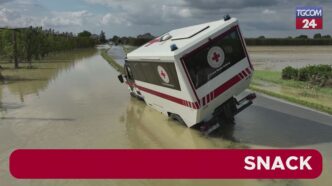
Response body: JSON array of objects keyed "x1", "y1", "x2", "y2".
[
  {"x1": 130, "y1": 69, "x2": 245, "y2": 110},
  {"x1": 245, "y1": 68, "x2": 251, "y2": 75},
  {"x1": 242, "y1": 70, "x2": 247, "y2": 77}
]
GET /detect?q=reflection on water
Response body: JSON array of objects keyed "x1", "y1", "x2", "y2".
[
  {"x1": 0, "y1": 49, "x2": 97, "y2": 106},
  {"x1": 0, "y1": 48, "x2": 331, "y2": 186}
]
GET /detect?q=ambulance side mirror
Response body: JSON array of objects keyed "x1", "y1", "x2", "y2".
[{"x1": 118, "y1": 74, "x2": 124, "y2": 83}]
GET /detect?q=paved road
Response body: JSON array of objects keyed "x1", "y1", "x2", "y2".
[
  {"x1": 107, "y1": 45, "x2": 126, "y2": 66},
  {"x1": 234, "y1": 94, "x2": 332, "y2": 147}
]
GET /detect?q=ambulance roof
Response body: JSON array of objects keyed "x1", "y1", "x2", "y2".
[{"x1": 127, "y1": 17, "x2": 238, "y2": 61}]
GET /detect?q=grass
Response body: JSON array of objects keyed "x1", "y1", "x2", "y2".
[
  {"x1": 100, "y1": 49, "x2": 124, "y2": 73},
  {"x1": 123, "y1": 45, "x2": 138, "y2": 53},
  {"x1": 251, "y1": 70, "x2": 332, "y2": 115},
  {"x1": 253, "y1": 70, "x2": 332, "y2": 95}
]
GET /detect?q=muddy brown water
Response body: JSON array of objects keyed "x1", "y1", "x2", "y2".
[{"x1": 0, "y1": 47, "x2": 332, "y2": 186}]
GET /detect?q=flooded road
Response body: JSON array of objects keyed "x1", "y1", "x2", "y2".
[
  {"x1": 248, "y1": 46, "x2": 332, "y2": 71},
  {"x1": 0, "y1": 48, "x2": 332, "y2": 186},
  {"x1": 107, "y1": 45, "x2": 126, "y2": 66}
]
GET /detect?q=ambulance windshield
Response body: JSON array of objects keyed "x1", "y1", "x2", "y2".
[{"x1": 183, "y1": 27, "x2": 246, "y2": 89}]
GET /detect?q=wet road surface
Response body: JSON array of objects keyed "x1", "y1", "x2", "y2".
[
  {"x1": 107, "y1": 45, "x2": 126, "y2": 66},
  {"x1": 0, "y1": 48, "x2": 331, "y2": 186}
]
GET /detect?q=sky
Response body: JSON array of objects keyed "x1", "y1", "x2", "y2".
[{"x1": 0, "y1": 0, "x2": 331, "y2": 38}]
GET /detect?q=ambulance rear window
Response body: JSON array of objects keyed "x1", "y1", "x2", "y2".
[{"x1": 183, "y1": 27, "x2": 246, "y2": 89}]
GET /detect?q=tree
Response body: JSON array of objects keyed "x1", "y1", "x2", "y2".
[
  {"x1": 258, "y1": 36, "x2": 265, "y2": 39},
  {"x1": 22, "y1": 27, "x2": 38, "y2": 66},
  {"x1": 313, "y1": 33, "x2": 322, "y2": 39},
  {"x1": 112, "y1": 35, "x2": 120, "y2": 45},
  {"x1": 1, "y1": 27, "x2": 98, "y2": 70},
  {"x1": 99, "y1": 30, "x2": 107, "y2": 44},
  {"x1": 322, "y1": 35, "x2": 331, "y2": 39},
  {"x1": 0, "y1": 29, "x2": 20, "y2": 68},
  {"x1": 296, "y1": 35, "x2": 308, "y2": 39},
  {"x1": 78, "y1": 30, "x2": 92, "y2": 38},
  {"x1": 12, "y1": 30, "x2": 20, "y2": 68}
]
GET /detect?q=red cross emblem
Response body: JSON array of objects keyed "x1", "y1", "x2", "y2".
[
  {"x1": 157, "y1": 66, "x2": 170, "y2": 83},
  {"x1": 207, "y1": 46, "x2": 225, "y2": 69},
  {"x1": 160, "y1": 70, "x2": 166, "y2": 78},
  {"x1": 212, "y1": 52, "x2": 221, "y2": 62}
]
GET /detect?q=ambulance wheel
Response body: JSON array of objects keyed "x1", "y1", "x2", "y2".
[
  {"x1": 221, "y1": 98, "x2": 236, "y2": 125},
  {"x1": 130, "y1": 92, "x2": 137, "y2": 98},
  {"x1": 220, "y1": 112, "x2": 235, "y2": 125},
  {"x1": 169, "y1": 113, "x2": 186, "y2": 126}
]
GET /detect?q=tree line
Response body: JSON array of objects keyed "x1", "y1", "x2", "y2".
[
  {"x1": 0, "y1": 27, "x2": 107, "y2": 68},
  {"x1": 245, "y1": 34, "x2": 332, "y2": 46},
  {"x1": 110, "y1": 33, "x2": 332, "y2": 47},
  {"x1": 110, "y1": 33, "x2": 154, "y2": 46}
]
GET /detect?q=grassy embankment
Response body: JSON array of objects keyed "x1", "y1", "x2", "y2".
[
  {"x1": 101, "y1": 45, "x2": 332, "y2": 115},
  {"x1": 100, "y1": 49, "x2": 124, "y2": 73},
  {"x1": 123, "y1": 45, "x2": 138, "y2": 53},
  {"x1": 251, "y1": 70, "x2": 332, "y2": 114},
  {"x1": 100, "y1": 45, "x2": 137, "y2": 73}
]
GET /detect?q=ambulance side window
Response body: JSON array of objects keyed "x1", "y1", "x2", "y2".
[
  {"x1": 127, "y1": 61, "x2": 181, "y2": 90},
  {"x1": 183, "y1": 27, "x2": 246, "y2": 89}
]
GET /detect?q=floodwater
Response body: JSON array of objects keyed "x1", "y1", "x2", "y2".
[
  {"x1": 0, "y1": 47, "x2": 332, "y2": 186},
  {"x1": 107, "y1": 45, "x2": 126, "y2": 66},
  {"x1": 248, "y1": 46, "x2": 332, "y2": 71}
]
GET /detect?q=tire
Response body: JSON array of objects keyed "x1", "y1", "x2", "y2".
[
  {"x1": 169, "y1": 113, "x2": 186, "y2": 126},
  {"x1": 221, "y1": 98, "x2": 237, "y2": 125},
  {"x1": 130, "y1": 92, "x2": 137, "y2": 98}
]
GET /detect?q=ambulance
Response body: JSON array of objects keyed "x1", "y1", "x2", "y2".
[{"x1": 118, "y1": 15, "x2": 256, "y2": 133}]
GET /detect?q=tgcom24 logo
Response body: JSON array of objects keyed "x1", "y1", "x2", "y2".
[{"x1": 296, "y1": 6, "x2": 323, "y2": 30}]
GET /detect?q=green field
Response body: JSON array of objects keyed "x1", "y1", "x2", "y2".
[{"x1": 251, "y1": 70, "x2": 332, "y2": 114}]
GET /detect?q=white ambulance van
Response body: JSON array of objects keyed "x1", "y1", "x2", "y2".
[{"x1": 118, "y1": 16, "x2": 256, "y2": 133}]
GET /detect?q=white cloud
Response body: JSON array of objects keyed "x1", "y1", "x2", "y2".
[
  {"x1": 84, "y1": 0, "x2": 118, "y2": 6},
  {"x1": 0, "y1": 8, "x2": 11, "y2": 23},
  {"x1": 0, "y1": 6, "x2": 96, "y2": 32},
  {"x1": 100, "y1": 12, "x2": 131, "y2": 26},
  {"x1": 262, "y1": 9, "x2": 276, "y2": 15},
  {"x1": 86, "y1": 0, "x2": 190, "y2": 26},
  {"x1": 42, "y1": 10, "x2": 91, "y2": 27},
  {"x1": 0, "y1": 7, "x2": 39, "y2": 27},
  {"x1": 1, "y1": 0, "x2": 332, "y2": 37},
  {"x1": 100, "y1": 13, "x2": 112, "y2": 25},
  {"x1": 179, "y1": 8, "x2": 192, "y2": 18}
]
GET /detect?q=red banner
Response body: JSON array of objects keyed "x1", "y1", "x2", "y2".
[
  {"x1": 10, "y1": 149, "x2": 322, "y2": 179},
  {"x1": 296, "y1": 18, "x2": 323, "y2": 29}
]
